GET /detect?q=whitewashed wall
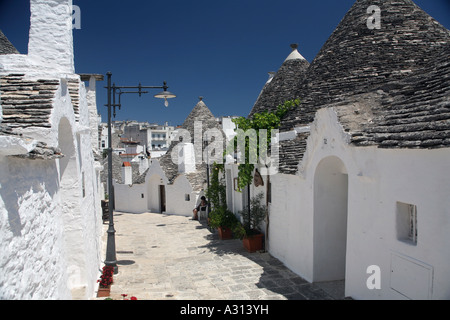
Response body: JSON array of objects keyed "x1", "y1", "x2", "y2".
[
  {"x1": 0, "y1": 0, "x2": 75, "y2": 78},
  {"x1": 268, "y1": 107, "x2": 450, "y2": 300},
  {"x1": 75, "y1": 80, "x2": 104, "y2": 299},
  {"x1": 0, "y1": 81, "x2": 103, "y2": 300},
  {"x1": 0, "y1": 156, "x2": 71, "y2": 299},
  {"x1": 0, "y1": 0, "x2": 103, "y2": 299},
  {"x1": 166, "y1": 175, "x2": 194, "y2": 216},
  {"x1": 114, "y1": 183, "x2": 147, "y2": 214}
]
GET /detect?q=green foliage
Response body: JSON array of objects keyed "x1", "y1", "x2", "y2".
[
  {"x1": 209, "y1": 206, "x2": 239, "y2": 230},
  {"x1": 229, "y1": 99, "x2": 300, "y2": 191},
  {"x1": 238, "y1": 192, "x2": 267, "y2": 236},
  {"x1": 205, "y1": 162, "x2": 226, "y2": 209},
  {"x1": 206, "y1": 162, "x2": 239, "y2": 231}
]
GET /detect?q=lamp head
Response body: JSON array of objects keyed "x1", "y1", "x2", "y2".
[{"x1": 154, "y1": 81, "x2": 176, "y2": 107}]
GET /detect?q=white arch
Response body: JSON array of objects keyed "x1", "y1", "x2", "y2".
[
  {"x1": 313, "y1": 155, "x2": 349, "y2": 282},
  {"x1": 147, "y1": 174, "x2": 164, "y2": 213}
]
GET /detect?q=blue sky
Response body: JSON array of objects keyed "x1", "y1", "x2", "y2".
[{"x1": 1, "y1": 0, "x2": 449, "y2": 126}]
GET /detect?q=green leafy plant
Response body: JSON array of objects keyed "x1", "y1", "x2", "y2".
[
  {"x1": 205, "y1": 162, "x2": 226, "y2": 210},
  {"x1": 209, "y1": 206, "x2": 239, "y2": 230},
  {"x1": 206, "y1": 162, "x2": 241, "y2": 235},
  {"x1": 237, "y1": 192, "x2": 267, "y2": 238},
  {"x1": 228, "y1": 99, "x2": 300, "y2": 191}
]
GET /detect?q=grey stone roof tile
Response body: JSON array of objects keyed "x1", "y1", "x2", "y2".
[
  {"x1": 0, "y1": 30, "x2": 19, "y2": 55},
  {"x1": 249, "y1": 44, "x2": 309, "y2": 118},
  {"x1": 277, "y1": 0, "x2": 450, "y2": 174},
  {"x1": 154, "y1": 98, "x2": 226, "y2": 191}
]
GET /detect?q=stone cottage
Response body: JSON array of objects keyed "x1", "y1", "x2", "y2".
[
  {"x1": 0, "y1": 0, "x2": 104, "y2": 299},
  {"x1": 114, "y1": 97, "x2": 226, "y2": 216},
  {"x1": 226, "y1": 0, "x2": 450, "y2": 300}
]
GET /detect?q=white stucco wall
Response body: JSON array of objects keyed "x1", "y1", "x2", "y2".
[
  {"x1": 0, "y1": 156, "x2": 71, "y2": 299},
  {"x1": 166, "y1": 175, "x2": 194, "y2": 216},
  {"x1": 114, "y1": 158, "x2": 206, "y2": 217},
  {"x1": 145, "y1": 160, "x2": 169, "y2": 213},
  {"x1": 86, "y1": 77, "x2": 101, "y2": 153},
  {"x1": 0, "y1": 0, "x2": 103, "y2": 300},
  {"x1": 0, "y1": 0, "x2": 75, "y2": 78},
  {"x1": 114, "y1": 180, "x2": 147, "y2": 214},
  {"x1": 268, "y1": 107, "x2": 450, "y2": 300},
  {"x1": 0, "y1": 81, "x2": 103, "y2": 300},
  {"x1": 74, "y1": 80, "x2": 104, "y2": 298}
]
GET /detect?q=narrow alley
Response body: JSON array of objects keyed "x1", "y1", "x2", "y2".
[{"x1": 100, "y1": 212, "x2": 345, "y2": 300}]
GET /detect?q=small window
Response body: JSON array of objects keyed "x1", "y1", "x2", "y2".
[
  {"x1": 185, "y1": 194, "x2": 190, "y2": 201},
  {"x1": 141, "y1": 194, "x2": 144, "y2": 199},
  {"x1": 396, "y1": 202, "x2": 418, "y2": 245}
]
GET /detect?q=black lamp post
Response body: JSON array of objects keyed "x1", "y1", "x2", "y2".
[{"x1": 104, "y1": 72, "x2": 176, "y2": 273}]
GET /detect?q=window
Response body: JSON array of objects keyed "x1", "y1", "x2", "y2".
[
  {"x1": 185, "y1": 194, "x2": 190, "y2": 201},
  {"x1": 396, "y1": 202, "x2": 418, "y2": 245}
]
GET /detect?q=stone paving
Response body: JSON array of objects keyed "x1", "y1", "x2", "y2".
[{"x1": 98, "y1": 211, "x2": 345, "y2": 300}]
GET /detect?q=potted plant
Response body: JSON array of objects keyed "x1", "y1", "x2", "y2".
[
  {"x1": 237, "y1": 192, "x2": 267, "y2": 252},
  {"x1": 97, "y1": 265, "x2": 114, "y2": 297},
  {"x1": 209, "y1": 206, "x2": 239, "y2": 240},
  {"x1": 206, "y1": 162, "x2": 241, "y2": 239}
]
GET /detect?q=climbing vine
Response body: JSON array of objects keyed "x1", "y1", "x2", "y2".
[
  {"x1": 229, "y1": 99, "x2": 300, "y2": 191},
  {"x1": 205, "y1": 162, "x2": 226, "y2": 209}
]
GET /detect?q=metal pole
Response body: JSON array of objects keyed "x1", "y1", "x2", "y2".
[{"x1": 104, "y1": 71, "x2": 118, "y2": 274}]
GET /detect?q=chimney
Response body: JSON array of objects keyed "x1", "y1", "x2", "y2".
[
  {"x1": 122, "y1": 162, "x2": 133, "y2": 185},
  {"x1": 28, "y1": 0, "x2": 74, "y2": 74}
]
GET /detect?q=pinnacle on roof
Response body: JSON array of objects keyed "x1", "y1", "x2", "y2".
[
  {"x1": 284, "y1": 44, "x2": 306, "y2": 62},
  {"x1": 249, "y1": 43, "x2": 310, "y2": 117},
  {"x1": 281, "y1": 0, "x2": 450, "y2": 131},
  {"x1": 181, "y1": 97, "x2": 223, "y2": 141},
  {"x1": 277, "y1": 0, "x2": 450, "y2": 175},
  {"x1": 156, "y1": 97, "x2": 225, "y2": 188}
]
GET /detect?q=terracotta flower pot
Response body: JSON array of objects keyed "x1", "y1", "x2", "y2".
[
  {"x1": 243, "y1": 233, "x2": 264, "y2": 252},
  {"x1": 218, "y1": 227, "x2": 232, "y2": 240},
  {"x1": 97, "y1": 285, "x2": 111, "y2": 298}
]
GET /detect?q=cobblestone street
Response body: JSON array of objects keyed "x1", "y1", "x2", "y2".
[{"x1": 99, "y1": 212, "x2": 345, "y2": 300}]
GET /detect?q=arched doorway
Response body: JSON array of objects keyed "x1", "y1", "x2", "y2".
[
  {"x1": 313, "y1": 156, "x2": 348, "y2": 282},
  {"x1": 147, "y1": 175, "x2": 164, "y2": 213}
]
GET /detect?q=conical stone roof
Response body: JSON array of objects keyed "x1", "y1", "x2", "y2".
[
  {"x1": 249, "y1": 44, "x2": 310, "y2": 118},
  {"x1": 156, "y1": 98, "x2": 225, "y2": 191},
  {"x1": 0, "y1": 30, "x2": 19, "y2": 55},
  {"x1": 180, "y1": 97, "x2": 223, "y2": 143},
  {"x1": 277, "y1": 0, "x2": 450, "y2": 175},
  {"x1": 281, "y1": 0, "x2": 450, "y2": 131}
]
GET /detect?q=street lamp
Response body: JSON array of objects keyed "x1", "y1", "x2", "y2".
[
  {"x1": 104, "y1": 72, "x2": 176, "y2": 274},
  {"x1": 154, "y1": 81, "x2": 176, "y2": 107}
]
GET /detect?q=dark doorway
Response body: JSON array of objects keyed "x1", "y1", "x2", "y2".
[{"x1": 159, "y1": 185, "x2": 166, "y2": 213}]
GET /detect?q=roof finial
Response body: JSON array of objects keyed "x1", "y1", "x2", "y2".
[
  {"x1": 285, "y1": 43, "x2": 305, "y2": 61},
  {"x1": 199, "y1": 96, "x2": 203, "y2": 101}
]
